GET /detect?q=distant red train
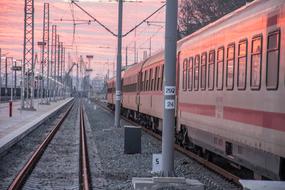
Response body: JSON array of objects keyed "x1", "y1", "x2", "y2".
[{"x1": 107, "y1": 0, "x2": 285, "y2": 180}]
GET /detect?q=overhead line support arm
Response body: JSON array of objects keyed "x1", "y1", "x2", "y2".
[
  {"x1": 122, "y1": 3, "x2": 166, "y2": 37},
  {"x1": 71, "y1": 0, "x2": 117, "y2": 37},
  {"x1": 71, "y1": 1, "x2": 165, "y2": 38}
]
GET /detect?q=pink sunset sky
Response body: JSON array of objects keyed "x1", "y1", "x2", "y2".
[{"x1": 0, "y1": 0, "x2": 166, "y2": 78}]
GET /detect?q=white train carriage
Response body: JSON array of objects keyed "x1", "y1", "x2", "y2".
[
  {"x1": 138, "y1": 52, "x2": 165, "y2": 130},
  {"x1": 122, "y1": 62, "x2": 144, "y2": 115},
  {"x1": 177, "y1": 0, "x2": 285, "y2": 180}
]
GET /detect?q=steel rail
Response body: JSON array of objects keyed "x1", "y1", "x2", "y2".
[
  {"x1": 8, "y1": 100, "x2": 75, "y2": 190},
  {"x1": 96, "y1": 101, "x2": 241, "y2": 186},
  {"x1": 80, "y1": 103, "x2": 91, "y2": 190}
]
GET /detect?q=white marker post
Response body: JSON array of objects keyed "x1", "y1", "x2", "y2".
[{"x1": 152, "y1": 154, "x2": 162, "y2": 173}]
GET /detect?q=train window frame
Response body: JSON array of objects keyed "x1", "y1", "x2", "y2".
[
  {"x1": 141, "y1": 71, "x2": 145, "y2": 91},
  {"x1": 149, "y1": 68, "x2": 153, "y2": 91},
  {"x1": 208, "y1": 50, "x2": 215, "y2": 91},
  {"x1": 201, "y1": 52, "x2": 207, "y2": 91},
  {"x1": 138, "y1": 72, "x2": 142, "y2": 91},
  {"x1": 266, "y1": 29, "x2": 280, "y2": 90},
  {"x1": 226, "y1": 43, "x2": 235, "y2": 90},
  {"x1": 188, "y1": 57, "x2": 193, "y2": 91},
  {"x1": 250, "y1": 34, "x2": 263, "y2": 90},
  {"x1": 154, "y1": 66, "x2": 158, "y2": 91},
  {"x1": 145, "y1": 70, "x2": 148, "y2": 91},
  {"x1": 182, "y1": 58, "x2": 188, "y2": 91},
  {"x1": 216, "y1": 46, "x2": 224, "y2": 90},
  {"x1": 194, "y1": 54, "x2": 200, "y2": 91},
  {"x1": 161, "y1": 64, "x2": 164, "y2": 91},
  {"x1": 156, "y1": 66, "x2": 160, "y2": 91},
  {"x1": 237, "y1": 39, "x2": 248, "y2": 90}
]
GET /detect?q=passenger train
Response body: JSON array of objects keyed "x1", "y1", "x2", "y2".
[{"x1": 107, "y1": 0, "x2": 285, "y2": 180}]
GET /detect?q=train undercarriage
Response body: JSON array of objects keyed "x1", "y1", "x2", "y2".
[{"x1": 117, "y1": 104, "x2": 285, "y2": 181}]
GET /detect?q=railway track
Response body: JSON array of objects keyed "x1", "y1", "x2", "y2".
[
  {"x1": 7, "y1": 99, "x2": 91, "y2": 190},
  {"x1": 96, "y1": 100, "x2": 241, "y2": 188},
  {"x1": 80, "y1": 102, "x2": 91, "y2": 190}
]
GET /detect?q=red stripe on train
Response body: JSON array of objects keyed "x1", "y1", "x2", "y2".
[
  {"x1": 179, "y1": 103, "x2": 285, "y2": 132},
  {"x1": 179, "y1": 103, "x2": 215, "y2": 117},
  {"x1": 224, "y1": 107, "x2": 285, "y2": 132}
]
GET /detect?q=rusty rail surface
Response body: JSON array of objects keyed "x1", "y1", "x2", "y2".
[{"x1": 80, "y1": 103, "x2": 91, "y2": 190}]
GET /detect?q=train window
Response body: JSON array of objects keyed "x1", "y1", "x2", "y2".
[
  {"x1": 182, "y1": 58, "x2": 188, "y2": 91},
  {"x1": 161, "y1": 65, "x2": 164, "y2": 91},
  {"x1": 188, "y1": 57, "x2": 193, "y2": 91},
  {"x1": 154, "y1": 67, "x2": 158, "y2": 91},
  {"x1": 138, "y1": 72, "x2": 142, "y2": 91},
  {"x1": 156, "y1": 66, "x2": 160, "y2": 91},
  {"x1": 149, "y1": 69, "x2": 153, "y2": 91},
  {"x1": 250, "y1": 35, "x2": 262, "y2": 90},
  {"x1": 216, "y1": 47, "x2": 224, "y2": 90},
  {"x1": 142, "y1": 72, "x2": 144, "y2": 91},
  {"x1": 226, "y1": 43, "x2": 235, "y2": 90},
  {"x1": 139, "y1": 72, "x2": 143, "y2": 91},
  {"x1": 208, "y1": 50, "x2": 215, "y2": 90},
  {"x1": 266, "y1": 29, "x2": 280, "y2": 90},
  {"x1": 194, "y1": 55, "x2": 200, "y2": 91},
  {"x1": 238, "y1": 40, "x2": 248, "y2": 90},
  {"x1": 145, "y1": 70, "x2": 148, "y2": 91},
  {"x1": 201, "y1": 52, "x2": 207, "y2": 90},
  {"x1": 141, "y1": 72, "x2": 143, "y2": 91}
]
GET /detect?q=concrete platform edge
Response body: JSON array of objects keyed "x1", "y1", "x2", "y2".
[
  {"x1": 0, "y1": 98, "x2": 74, "y2": 156},
  {"x1": 132, "y1": 177, "x2": 204, "y2": 190}
]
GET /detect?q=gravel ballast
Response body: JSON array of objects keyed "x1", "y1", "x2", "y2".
[
  {"x1": 22, "y1": 101, "x2": 80, "y2": 189},
  {"x1": 84, "y1": 100, "x2": 241, "y2": 190},
  {"x1": 0, "y1": 104, "x2": 71, "y2": 189}
]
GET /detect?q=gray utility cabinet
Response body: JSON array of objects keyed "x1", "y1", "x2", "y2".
[{"x1": 124, "y1": 125, "x2": 141, "y2": 154}]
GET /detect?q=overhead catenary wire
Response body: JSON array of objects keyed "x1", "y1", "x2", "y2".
[
  {"x1": 124, "y1": 8, "x2": 164, "y2": 49},
  {"x1": 71, "y1": 0, "x2": 117, "y2": 37},
  {"x1": 122, "y1": 3, "x2": 165, "y2": 37},
  {"x1": 71, "y1": 0, "x2": 165, "y2": 38}
]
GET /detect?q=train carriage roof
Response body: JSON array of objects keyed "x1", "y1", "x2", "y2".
[
  {"x1": 109, "y1": 0, "x2": 284, "y2": 85},
  {"x1": 180, "y1": 0, "x2": 283, "y2": 49}
]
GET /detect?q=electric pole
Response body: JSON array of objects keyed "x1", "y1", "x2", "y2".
[
  {"x1": 57, "y1": 38, "x2": 61, "y2": 100},
  {"x1": 61, "y1": 45, "x2": 65, "y2": 98},
  {"x1": 125, "y1": 46, "x2": 128, "y2": 67},
  {"x1": 114, "y1": 0, "x2": 123, "y2": 128},
  {"x1": 0, "y1": 48, "x2": 1, "y2": 102},
  {"x1": 53, "y1": 30, "x2": 57, "y2": 101},
  {"x1": 41, "y1": 3, "x2": 50, "y2": 104},
  {"x1": 22, "y1": 0, "x2": 36, "y2": 110},
  {"x1": 50, "y1": 25, "x2": 56, "y2": 102},
  {"x1": 162, "y1": 0, "x2": 178, "y2": 177}
]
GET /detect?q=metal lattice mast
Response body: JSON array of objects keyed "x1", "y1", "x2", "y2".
[
  {"x1": 50, "y1": 25, "x2": 56, "y2": 102},
  {"x1": 41, "y1": 3, "x2": 50, "y2": 104},
  {"x1": 53, "y1": 27, "x2": 57, "y2": 101},
  {"x1": 60, "y1": 44, "x2": 64, "y2": 98},
  {"x1": 21, "y1": 0, "x2": 35, "y2": 110},
  {"x1": 63, "y1": 47, "x2": 66, "y2": 97},
  {"x1": 56, "y1": 37, "x2": 61, "y2": 99}
]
